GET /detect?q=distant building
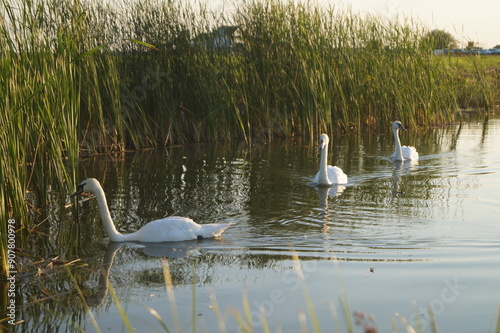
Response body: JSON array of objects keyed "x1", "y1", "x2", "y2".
[{"x1": 195, "y1": 25, "x2": 242, "y2": 52}]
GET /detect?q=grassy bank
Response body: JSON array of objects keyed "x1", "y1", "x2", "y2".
[
  {"x1": 1, "y1": 0, "x2": 499, "y2": 276},
  {"x1": 435, "y1": 55, "x2": 500, "y2": 110}
]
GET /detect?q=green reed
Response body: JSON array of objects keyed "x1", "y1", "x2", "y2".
[
  {"x1": 1, "y1": 0, "x2": 79, "y2": 276},
  {"x1": 446, "y1": 55, "x2": 500, "y2": 111},
  {"x1": 0, "y1": 0, "x2": 497, "y2": 276},
  {"x1": 236, "y1": 2, "x2": 455, "y2": 134}
]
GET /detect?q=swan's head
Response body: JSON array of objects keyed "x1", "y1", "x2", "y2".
[
  {"x1": 70, "y1": 178, "x2": 101, "y2": 197},
  {"x1": 318, "y1": 133, "x2": 330, "y2": 150},
  {"x1": 392, "y1": 121, "x2": 406, "y2": 131}
]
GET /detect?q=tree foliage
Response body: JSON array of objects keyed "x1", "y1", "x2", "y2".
[{"x1": 420, "y1": 29, "x2": 458, "y2": 50}]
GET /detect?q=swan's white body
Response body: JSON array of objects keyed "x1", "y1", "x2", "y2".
[
  {"x1": 313, "y1": 134, "x2": 348, "y2": 186},
  {"x1": 71, "y1": 178, "x2": 232, "y2": 242},
  {"x1": 391, "y1": 121, "x2": 419, "y2": 161}
]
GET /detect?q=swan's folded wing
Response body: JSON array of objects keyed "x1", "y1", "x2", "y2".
[
  {"x1": 327, "y1": 166, "x2": 348, "y2": 184},
  {"x1": 402, "y1": 146, "x2": 419, "y2": 161},
  {"x1": 126, "y1": 217, "x2": 232, "y2": 242}
]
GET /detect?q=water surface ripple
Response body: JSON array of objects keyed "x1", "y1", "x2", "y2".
[{"x1": 40, "y1": 119, "x2": 500, "y2": 333}]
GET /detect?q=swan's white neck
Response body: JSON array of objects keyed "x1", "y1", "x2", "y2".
[
  {"x1": 392, "y1": 127, "x2": 403, "y2": 161},
  {"x1": 93, "y1": 185, "x2": 125, "y2": 242},
  {"x1": 318, "y1": 143, "x2": 332, "y2": 185}
]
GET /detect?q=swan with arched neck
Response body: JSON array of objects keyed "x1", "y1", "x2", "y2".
[{"x1": 71, "y1": 178, "x2": 232, "y2": 242}]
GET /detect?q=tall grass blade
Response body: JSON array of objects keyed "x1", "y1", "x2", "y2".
[
  {"x1": 242, "y1": 287, "x2": 253, "y2": 332},
  {"x1": 291, "y1": 250, "x2": 321, "y2": 333},
  {"x1": 191, "y1": 263, "x2": 197, "y2": 333},
  {"x1": 125, "y1": 38, "x2": 157, "y2": 49},
  {"x1": 496, "y1": 305, "x2": 500, "y2": 333},
  {"x1": 427, "y1": 306, "x2": 441, "y2": 333},
  {"x1": 143, "y1": 305, "x2": 171, "y2": 333},
  {"x1": 259, "y1": 308, "x2": 272, "y2": 333},
  {"x1": 209, "y1": 289, "x2": 227, "y2": 333},
  {"x1": 67, "y1": 267, "x2": 102, "y2": 333},
  {"x1": 328, "y1": 301, "x2": 343, "y2": 333},
  {"x1": 162, "y1": 258, "x2": 181, "y2": 333},
  {"x1": 108, "y1": 283, "x2": 135, "y2": 333},
  {"x1": 72, "y1": 42, "x2": 114, "y2": 63},
  {"x1": 229, "y1": 306, "x2": 250, "y2": 333},
  {"x1": 329, "y1": 254, "x2": 354, "y2": 333}
]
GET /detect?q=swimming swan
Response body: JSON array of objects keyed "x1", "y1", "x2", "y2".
[
  {"x1": 391, "y1": 121, "x2": 419, "y2": 161},
  {"x1": 313, "y1": 133, "x2": 348, "y2": 186},
  {"x1": 70, "y1": 178, "x2": 232, "y2": 242}
]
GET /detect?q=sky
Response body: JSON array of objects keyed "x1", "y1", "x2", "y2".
[
  {"x1": 199, "y1": 0, "x2": 500, "y2": 48},
  {"x1": 334, "y1": 0, "x2": 500, "y2": 48}
]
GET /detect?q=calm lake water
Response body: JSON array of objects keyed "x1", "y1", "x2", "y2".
[{"x1": 19, "y1": 118, "x2": 500, "y2": 332}]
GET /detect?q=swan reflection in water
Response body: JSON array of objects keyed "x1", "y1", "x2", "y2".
[
  {"x1": 85, "y1": 240, "x2": 207, "y2": 308},
  {"x1": 316, "y1": 184, "x2": 346, "y2": 209},
  {"x1": 392, "y1": 160, "x2": 404, "y2": 197},
  {"x1": 392, "y1": 159, "x2": 418, "y2": 198},
  {"x1": 315, "y1": 185, "x2": 346, "y2": 234}
]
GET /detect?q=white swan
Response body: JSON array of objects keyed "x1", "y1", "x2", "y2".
[
  {"x1": 391, "y1": 121, "x2": 419, "y2": 161},
  {"x1": 313, "y1": 133, "x2": 348, "y2": 186},
  {"x1": 70, "y1": 178, "x2": 232, "y2": 242}
]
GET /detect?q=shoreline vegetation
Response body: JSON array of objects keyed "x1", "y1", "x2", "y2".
[{"x1": 1, "y1": 0, "x2": 499, "y2": 330}]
